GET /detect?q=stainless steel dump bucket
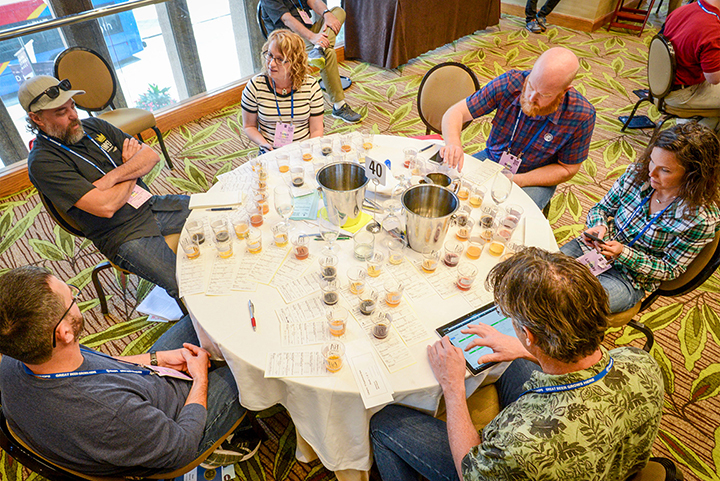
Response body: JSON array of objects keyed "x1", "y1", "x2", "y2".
[
  {"x1": 316, "y1": 162, "x2": 369, "y2": 227},
  {"x1": 402, "y1": 184, "x2": 459, "y2": 252}
]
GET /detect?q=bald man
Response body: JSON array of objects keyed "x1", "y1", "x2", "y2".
[{"x1": 441, "y1": 48, "x2": 596, "y2": 209}]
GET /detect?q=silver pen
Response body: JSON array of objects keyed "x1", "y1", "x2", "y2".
[{"x1": 248, "y1": 300, "x2": 256, "y2": 331}]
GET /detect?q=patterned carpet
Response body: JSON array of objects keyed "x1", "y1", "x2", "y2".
[{"x1": 1, "y1": 13, "x2": 719, "y2": 481}]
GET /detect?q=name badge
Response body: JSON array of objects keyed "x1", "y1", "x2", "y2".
[
  {"x1": 499, "y1": 151, "x2": 522, "y2": 175},
  {"x1": 298, "y1": 8, "x2": 312, "y2": 24},
  {"x1": 127, "y1": 184, "x2": 152, "y2": 209},
  {"x1": 274, "y1": 122, "x2": 295, "y2": 148},
  {"x1": 576, "y1": 250, "x2": 612, "y2": 276}
]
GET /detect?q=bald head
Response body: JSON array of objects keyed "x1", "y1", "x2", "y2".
[{"x1": 530, "y1": 47, "x2": 580, "y2": 92}]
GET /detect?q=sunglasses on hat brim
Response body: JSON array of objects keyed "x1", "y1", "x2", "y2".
[{"x1": 28, "y1": 79, "x2": 72, "y2": 111}]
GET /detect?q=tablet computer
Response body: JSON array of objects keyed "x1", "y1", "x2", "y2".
[{"x1": 435, "y1": 303, "x2": 517, "y2": 375}]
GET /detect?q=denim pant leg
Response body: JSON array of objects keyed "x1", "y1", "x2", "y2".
[
  {"x1": 370, "y1": 405, "x2": 457, "y2": 481},
  {"x1": 494, "y1": 359, "x2": 542, "y2": 409},
  {"x1": 521, "y1": 185, "x2": 556, "y2": 210},
  {"x1": 149, "y1": 316, "x2": 246, "y2": 455},
  {"x1": 560, "y1": 239, "x2": 645, "y2": 313},
  {"x1": 114, "y1": 235, "x2": 180, "y2": 298},
  {"x1": 525, "y1": 0, "x2": 540, "y2": 21},
  {"x1": 152, "y1": 195, "x2": 191, "y2": 236},
  {"x1": 538, "y1": 0, "x2": 563, "y2": 17}
]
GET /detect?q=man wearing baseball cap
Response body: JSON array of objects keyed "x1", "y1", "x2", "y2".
[{"x1": 20, "y1": 75, "x2": 189, "y2": 300}]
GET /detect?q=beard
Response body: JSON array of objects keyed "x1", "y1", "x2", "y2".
[
  {"x1": 520, "y1": 79, "x2": 565, "y2": 117},
  {"x1": 46, "y1": 119, "x2": 85, "y2": 145},
  {"x1": 69, "y1": 310, "x2": 85, "y2": 341}
]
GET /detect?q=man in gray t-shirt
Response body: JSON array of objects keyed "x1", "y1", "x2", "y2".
[{"x1": 0, "y1": 266, "x2": 258, "y2": 477}]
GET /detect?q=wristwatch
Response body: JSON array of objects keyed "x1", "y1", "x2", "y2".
[
  {"x1": 150, "y1": 351, "x2": 158, "y2": 366},
  {"x1": 322, "y1": 9, "x2": 331, "y2": 15}
]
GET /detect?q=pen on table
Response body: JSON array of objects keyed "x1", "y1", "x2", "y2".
[
  {"x1": 248, "y1": 300, "x2": 257, "y2": 331},
  {"x1": 420, "y1": 144, "x2": 435, "y2": 152},
  {"x1": 208, "y1": 207, "x2": 234, "y2": 211},
  {"x1": 313, "y1": 236, "x2": 350, "y2": 241}
]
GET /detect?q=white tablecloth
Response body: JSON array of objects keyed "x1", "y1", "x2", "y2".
[{"x1": 177, "y1": 134, "x2": 558, "y2": 474}]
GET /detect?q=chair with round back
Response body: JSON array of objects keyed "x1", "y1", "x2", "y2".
[
  {"x1": 417, "y1": 62, "x2": 480, "y2": 136},
  {"x1": 54, "y1": 47, "x2": 174, "y2": 169}
]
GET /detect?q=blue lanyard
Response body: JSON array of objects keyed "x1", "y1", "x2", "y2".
[
  {"x1": 698, "y1": 0, "x2": 720, "y2": 23},
  {"x1": 519, "y1": 356, "x2": 614, "y2": 397},
  {"x1": 271, "y1": 79, "x2": 294, "y2": 121},
  {"x1": 290, "y1": 0, "x2": 307, "y2": 13},
  {"x1": 508, "y1": 109, "x2": 550, "y2": 158},
  {"x1": 38, "y1": 132, "x2": 118, "y2": 176},
  {"x1": 613, "y1": 191, "x2": 676, "y2": 248},
  {"x1": 23, "y1": 348, "x2": 153, "y2": 379}
]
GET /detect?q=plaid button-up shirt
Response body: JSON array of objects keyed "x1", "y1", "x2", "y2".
[
  {"x1": 466, "y1": 70, "x2": 595, "y2": 173},
  {"x1": 585, "y1": 167, "x2": 720, "y2": 292}
]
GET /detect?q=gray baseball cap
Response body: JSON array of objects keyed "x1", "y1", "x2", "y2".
[{"x1": 18, "y1": 75, "x2": 85, "y2": 113}]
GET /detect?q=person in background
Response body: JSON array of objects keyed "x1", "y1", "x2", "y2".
[
  {"x1": 525, "y1": 0, "x2": 563, "y2": 33},
  {"x1": 370, "y1": 247, "x2": 664, "y2": 480},
  {"x1": 560, "y1": 122, "x2": 720, "y2": 312},
  {"x1": 242, "y1": 29, "x2": 324, "y2": 152}
]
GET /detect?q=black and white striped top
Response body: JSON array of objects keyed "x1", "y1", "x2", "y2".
[{"x1": 241, "y1": 74, "x2": 324, "y2": 144}]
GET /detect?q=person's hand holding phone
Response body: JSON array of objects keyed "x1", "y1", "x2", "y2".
[{"x1": 581, "y1": 226, "x2": 607, "y2": 249}]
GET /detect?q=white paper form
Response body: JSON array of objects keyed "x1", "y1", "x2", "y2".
[
  {"x1": 410, "y1": 260, "x2": 458, "y2": 299},
  {"x1": 281, "y1": 320, "x2": 333, "y2": 346},
  {"x1": 352, "y1": 310, "x2": 415, "y2": 373},
  {"x1": 217, "y1": 168, "x2": 251, "y2": 192},
  {"x1": 384, "y1": 261, "x2": 435, "y2": 302},
  {"x1": 232, "y1": 279, "x2": 258, "y2": 291},
  {"x1": 463, "y1": 160, "x2": 505, "y2": 187},
  {"x1": 265, "y1": 351, "x2": 328, "y2": 377},
  {"x1": 137, "y1": 285, "x2": 183, "y2": 321},
  {"x1": 276, "y1": 296, "x2": 326, "y2": 323},
  {"x1": 462, "y1": 286, "x2": 495, "y2": 310},
  {"x1": 386, "y1": 304, "x2": 433, "y2": 346},
  {"x1": 248, "y1": 245, "x2": 290, "y2": 284},
  {"x1": 272, "y1": 252, "x2": 313, "y2": 285},
  {"x1": 205, "y1": 253, "x2": 239, "y2": 296},
  {"x1": 178, "y1": 255, "x2": 206, "y2": 297},
  {"x1": 273, "y1": 271, "x2": 322, "y2": 304},
  {"x1": 348, "y1": 351, "x2": 395, "y2": 409}
]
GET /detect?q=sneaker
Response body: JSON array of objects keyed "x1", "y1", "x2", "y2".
[
  {"x1": 536, "y1": 15, "x2": 548, "y2": 31},
  {"x1": 308, "y1": 46, "x2": 325, "y2": 70},
  {"x1": 200, "y1": 427, "x2": 262, "y2": 468},
  {"x1": 526, "y1": 20, "x2": 543, "y2": 34},
  {"x1": 332, "y1": 103, "x2": 362, "y2": 123}
]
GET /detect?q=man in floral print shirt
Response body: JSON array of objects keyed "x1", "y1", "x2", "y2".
[{"x1": 370, "y1": 248, "x2": 664, "y2": 480}]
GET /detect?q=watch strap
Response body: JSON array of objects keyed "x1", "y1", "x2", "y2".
[{"x1": 150, "y1": 351, "x2": 158, "y2": 366}]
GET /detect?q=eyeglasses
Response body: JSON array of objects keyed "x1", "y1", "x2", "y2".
[
  {"x1": 262, "y1": 51, "x2": 289, "y2": 65},
  {"x1": 28, "y1": 78, "x2": 72, "y2": 111},
  {"x1": 52, "y1": 284, "x2": 81, "y2": 348}
]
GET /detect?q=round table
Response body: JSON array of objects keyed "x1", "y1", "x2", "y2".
[{"x1": 177, "y1": 134, "x2": 558, "y2": 480}]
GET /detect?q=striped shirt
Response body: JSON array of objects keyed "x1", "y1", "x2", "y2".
[
  {"x1": 585, "y1": 166, "x2": 720, "y2": 292},
  {"x1": 241, "y1": 74, "x2": 324, "y2": 145},
  {"x1": 466, "y1": 70, "x2": 595, "y2": 173}
]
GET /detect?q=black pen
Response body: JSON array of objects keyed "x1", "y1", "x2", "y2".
[
  {"x1": 209, "y1": 207, "x2": 233, "y2": 211},
  {"x1": 420, "y1": 144, "x2": 435, "y2": 152}
]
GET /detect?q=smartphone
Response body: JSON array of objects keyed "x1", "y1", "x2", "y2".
[
  {"x1": 428, "y1": 150, "x2": 443, "y2": 164},
  {"x1": 583, "y1": 231, "x2": 606, "y2": 245}
]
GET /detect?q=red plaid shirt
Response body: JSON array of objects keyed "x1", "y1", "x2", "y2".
[{"x1": 466, "y1": 70, "x2": 595, "y2": 174}]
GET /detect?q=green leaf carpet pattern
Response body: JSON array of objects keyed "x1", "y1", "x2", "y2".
[{"x1": 0, "y1": 12, "x2": 718, "y2": 481}]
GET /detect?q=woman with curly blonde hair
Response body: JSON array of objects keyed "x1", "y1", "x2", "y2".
[
  {"x1": 242, "y1": 29, "x2": 324, "y2": 152},
  {"x1": 560, "y1": 122, "x2": 720, "y2": 312}
]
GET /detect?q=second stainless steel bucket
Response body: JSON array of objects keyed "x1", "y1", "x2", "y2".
[
  {"x1": 316, "y1": 162, "x2": 369, "y2": 227},
  {"x1": 402, "y1": 184, "x2": 459, "y2": 252}
]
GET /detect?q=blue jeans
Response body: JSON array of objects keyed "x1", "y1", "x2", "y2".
[
  {"x1": 560, "y1": 238, "x2": 646, "y2": 312},
  {"x1": 150, "y1": 315, "x2": 246, "y2": 456},
  {"x1": 471, "y1": 150, "x2": 556, "y2": 210},
  {"x1": 113, "y1": 195, "x2": 190, "y2": 299},
  {"x1": 370, "y1": 359, "x2": 540, "y2": 481}
]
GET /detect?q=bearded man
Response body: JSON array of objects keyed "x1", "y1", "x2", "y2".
[
  {"x1": 440, "y1": 47, "x2": 596, "y2": 209},
  {"x1": 19, "y1": 76, "x2": 189, "y2": 299}
]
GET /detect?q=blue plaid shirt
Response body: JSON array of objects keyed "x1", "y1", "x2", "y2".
[
  {"x1": 585, "y1": 167, "x2": 720, "y2": 292},
  {"x1": 466, "y1": 70, "x2": 595, "y2": 173}
]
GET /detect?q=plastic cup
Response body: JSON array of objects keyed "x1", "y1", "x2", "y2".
[
  {"x1": 247, "y1": 228, "x2": 263, "y2": 254},
  {"x1": 321, "y1": 279, "x2": 340, "y2": 306},
  {"x1": 372, "y1": 312, "x2": 393, "y2": 339},
  {"x1": 502, "y1": 241, "x2": 523, "y2": 261},
  {"x1": 276, "y1": 153, "x2": 290, "y2": 173},
  {"x1": 290, "y1": 165, "x2": 305, "y2": 187},
  {"x1": 455, "y1": 217, "x2": 475, "y2": 242},
  {"x1": 180, "y1": 237, "x2": 200, "y2": 259},
  {"x1": 300, "y1": 141, "x2": 313, "y2": 162},
  {"x1": 340, "y1": 134, "x2": 353, "y2": 153},
  {"x1": 362, "y1": 131, "x2": 374, "y2": 150},
  {"x1": 272, "y1": 222, "x2": 289, "y2": 247},
  {"x1": 186, "y1": 219, "x2": 206, "y2": 245},
  {"x1": 469, "y1": 185, "x2": 487, "y2": 208},
  {"x1": 456, "y1": 263, "x2": 478, "y2": 291},
  {"x1": 421, "y1": 247, "x2": 440, "y2": 274},
  {"x1": 501, "y1": 204, "x2": 524, "y2": 232},
  {"x1": 327, "y1": 306, "x2": 348, "y2": 337},
  {"x1": 367, "y1": 252, "x2": 385, "y2": 277},
  {"x1": 320, "y1": 137, "x2": 333, "y2": 156},
  {"x1": 456, "y1": 181, "x2": 470, "y2": 201},
  {"x1": 443, "y1": 240, "x2": 464, "y2": 267},
  {"x1": 319, "y1": 251, "x2": 339, "y2": 281},
  {"x1": 466, "y1": 236, "x2": 484, "y2": 259},
  {"x1": 231, "y1": 214, "x2": 250, "y2": 240},
  {"x1": 358, "y1": 287, "x2": 378, "y2": 316},
  {"x1": 249, "y1": 204, "x2": 264, "y2": 228},
  {"x1": 291, "y1": 232, "x2": 310, "y2": 260},
  {"x1": 387, "y1": 237, "x2": 406, "y2": 265},
  {"x1": 211, "y1": 219, "x2": 233, "y2": 258},
  {"x1": 353, "y1": 230, "x2": 375, "y2": 261},
  {"x1": 384, "y1": 279, "x2": 404, "y2": 307},
  {"x1": 322, "y1": 341, "x2": 345, "y2": 372},
  {"x1": 488, "y1": 236, "x2": 506, "y2": 257},
  {"x1": 403, "y1": 148, "x2": 418, "y2": 169},
  {"x1": 347, "y1": 266, "x2": 367, "y2": 295}
]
